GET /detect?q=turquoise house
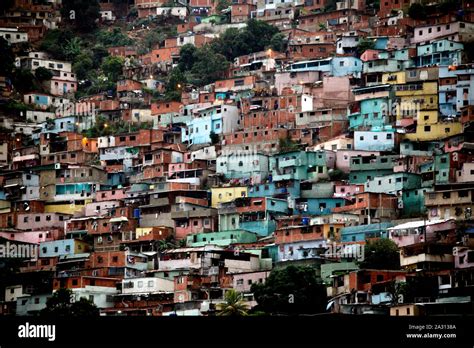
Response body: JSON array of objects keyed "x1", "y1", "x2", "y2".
[
  {"x1": 340, "y1": 222, "x2": 394, "y2": 242},
  {"x1": 186, "y1": 230, "x2": 258, "y2": 247}
]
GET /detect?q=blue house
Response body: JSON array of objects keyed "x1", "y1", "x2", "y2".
[
  {"x1": 353, "y1": 128, "x2": 396, "y2": 151},
  {"x1": 182, "y1": 104, "x2": 239, "y2": 145},
  {"x1": 288, "y1": 57, "x2": 362, "y2": 78},
  {"x1": 295, "y1": 198, "x2": 345, "y2": 215},
  {"x1": 248, "y1": 181, "x2": 301, "y2": 198},
  {"x1": 341, "y1": 222, "x2": 394, "y2": 242},
  {"x1": 416, "y1": 39, "x2": 463, "y2": 67}
]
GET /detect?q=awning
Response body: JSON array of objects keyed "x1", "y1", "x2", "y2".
[
  {"x1": 4, "y1": 183, "x2": 19, "y2": 188},
  {"x1": 326, "y1": 301, "x2": 335, "y2": 311},
  {"x1": 13, "y1": 154, "x2": 38, "y2": 162},
  {"x1": 109, "y1": 217, "x2": 129, "y2": 223}
]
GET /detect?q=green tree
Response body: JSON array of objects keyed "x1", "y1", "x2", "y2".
[
  {"x1": 91, "y1": 45, "x2": 110, "y2": 68},
  {"x1": 35, "y1": 67, "x2": 53, "y2": 82},
  {"x1": 0, "y1": 37, "x2": 14, "y2": 77},
  {"x1": 40, "y1": 29, "x2": 75, "y2": 60},
  {"x1": 356, "y1": 38, "x2": 376, "y2": 56},
  {"x1": 177, "y1": 43, "x2": 197, "y2": 71},
  {"x1": 41, "y1": 288, "x2": 99, "y2": 317},
  {"x1": 386, "y1": 280, "x2": 407, "y2": 305},
  {"x1": 12, "y1": 69, "x2": 37, "y2": 94},
  {"x1": 358, "y1": 238, "x2": 400, "y2": 270},
  {"x1": 278, "y1": 136, "x2": 299, "y2": 152},
  {"x1": 101, "y1": 56, "x2": 124, "y2": 83},
  {"x1": 217, "y1": 289, "x2": 249, "y2": 316},
  {"x1": 209, "y1": 131, "x2": 220, "y2": 145},
  {"x1": 144, "y1": 30, "x2": 166, "y2": 50},
  {"x1": 216, "y1": 0, "x2": 231, "y2": 13},
  {"x1": 408, "y1": 3, "x2": 427, "y2": 20},
  {"x1": 157, "y1": 235, "x2": 178, "y2": 251},
  {"x1": 64, "y1": 37, "x2": 83, "y2": 61},
  {"x1": 251, "y1": 266, "x2": 327, "y2": 314},
  {"x1": 324, "y1": 0, "x2": 337, "y2": 11},
  {"x1": 73, "y1": 52, "x2": 94, "y2": 81},
  {"x1": 61, "y1": 0, "x2": 101, "y2": 32},
  {"x1": 165, "y1": 67, "x2": 186, "y2": 101},
  {"x1": 328, "y1": 169, "x2": 348, "y2": 181},
  {"x1": 189, "y1": 46, "x2": 229, "y2": 86},
  {"x1": 269, "y1": 32, "x2": 287, "y2": 52},
  {"x1": 97, "y1": 28, "x2": 133, "y2": 47},
  {"x1": 463, "y1": 40, "x2": 474, "y2": 65},
  {"x1": 211, "y1": 20, "x2": 280, "y2": 61}
]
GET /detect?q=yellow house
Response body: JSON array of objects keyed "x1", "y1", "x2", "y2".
[
  {"x1": 0, "y1": 200, "x2": 11, "y2": 214},
  {"x1": 44, "y1": 201, "x2": 90, "y2": 215},
  {"x1": 390, "y1": 304, "x2": 423, "y2": 316},
  {"x1": 211, "y1": 186, "x2": 248, "y2": 208},
  {"x1": 382, "y1": 71, "x2": 406, "y2": 85},
  {"x1": 395, "y1": 81, "x2": 438, "y2": 120},
  {"x1": 74, "y1": 240, "x2": 90, "y2": 254},
  {"x1": 404, "y1": 121, "x2": 463, "y2": 141},
  {"x1": 322, "y1": 223, "x2": 345, "y2": 241}
]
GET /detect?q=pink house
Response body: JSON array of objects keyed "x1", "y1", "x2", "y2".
[
  {"x1": 172, "y1": 203, "x2": 218, "y2": 240},
  {"x1": 95, "y1": 188, "x2": 128, "y2": 202},
  {"x1": 335, "y1": 150, "x2": 379, "y2": 173},
  {"x1": 360, "y1": 49, "x2": 381, "y2": 62},
  {"x1": 334, "y1": 183, "x2": 364, "y2": 198},
  {"x1": 84, "y1": 200, "x2": 122, "y2": 216},
  {"x1": 16, "y1": 213, "x2": 72, "y2": 231},
  {"x1": 0, "y1": 229, "x2": 62, "y2": 244},
  {"x1": 388, "y1": 219, "x2": 457, "y2": 248},
  {"x1": 454, "y1": 247, "x2": 474, "y2": 269}
]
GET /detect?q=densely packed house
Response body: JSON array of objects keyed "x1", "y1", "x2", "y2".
[{"x1": 0, "y1": 0, "x2": 474, "y2": 316}]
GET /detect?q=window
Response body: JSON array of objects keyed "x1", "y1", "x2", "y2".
[
  {"x1": 65, "y1": 245, "x2": 71, "y2": 252},
  {"x1": 138, "y1": 281, "x2": 143, "y2": 288},
  {"x1": 424, "y1": 125, "x2": 431, "y2": 132}
]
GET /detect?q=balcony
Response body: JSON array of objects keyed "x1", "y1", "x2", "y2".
[
  {"x1": 278, "y1": 157, "x2": 301, "y2": 168},
  {"x1": 272, "y1": 173, "x2": 295, "y2": 181},
  {"x1": 400, "y1": 253, "x2": 453, "y2": 267},
  {"x1": 171, "y1": 209, "x2": 216, "y2": 219},
  {"x1": 158, "y1": 258, "x2": 201, "y2": 271},
  {"x1": 149, "y1": 197, "x2": 170, "y2": 207}
]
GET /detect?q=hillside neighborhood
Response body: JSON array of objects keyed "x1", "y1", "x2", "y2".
[{"x1": 0, "y1": 0, "x2": 474, "y2": 317}]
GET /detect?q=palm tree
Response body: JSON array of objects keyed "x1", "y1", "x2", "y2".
[
  {"x1": 217, "y1": 289, "x2": 249, "y2": 316},
  {"x1": 64, "y1": 37, "x2": 82, "y2": 60}
]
